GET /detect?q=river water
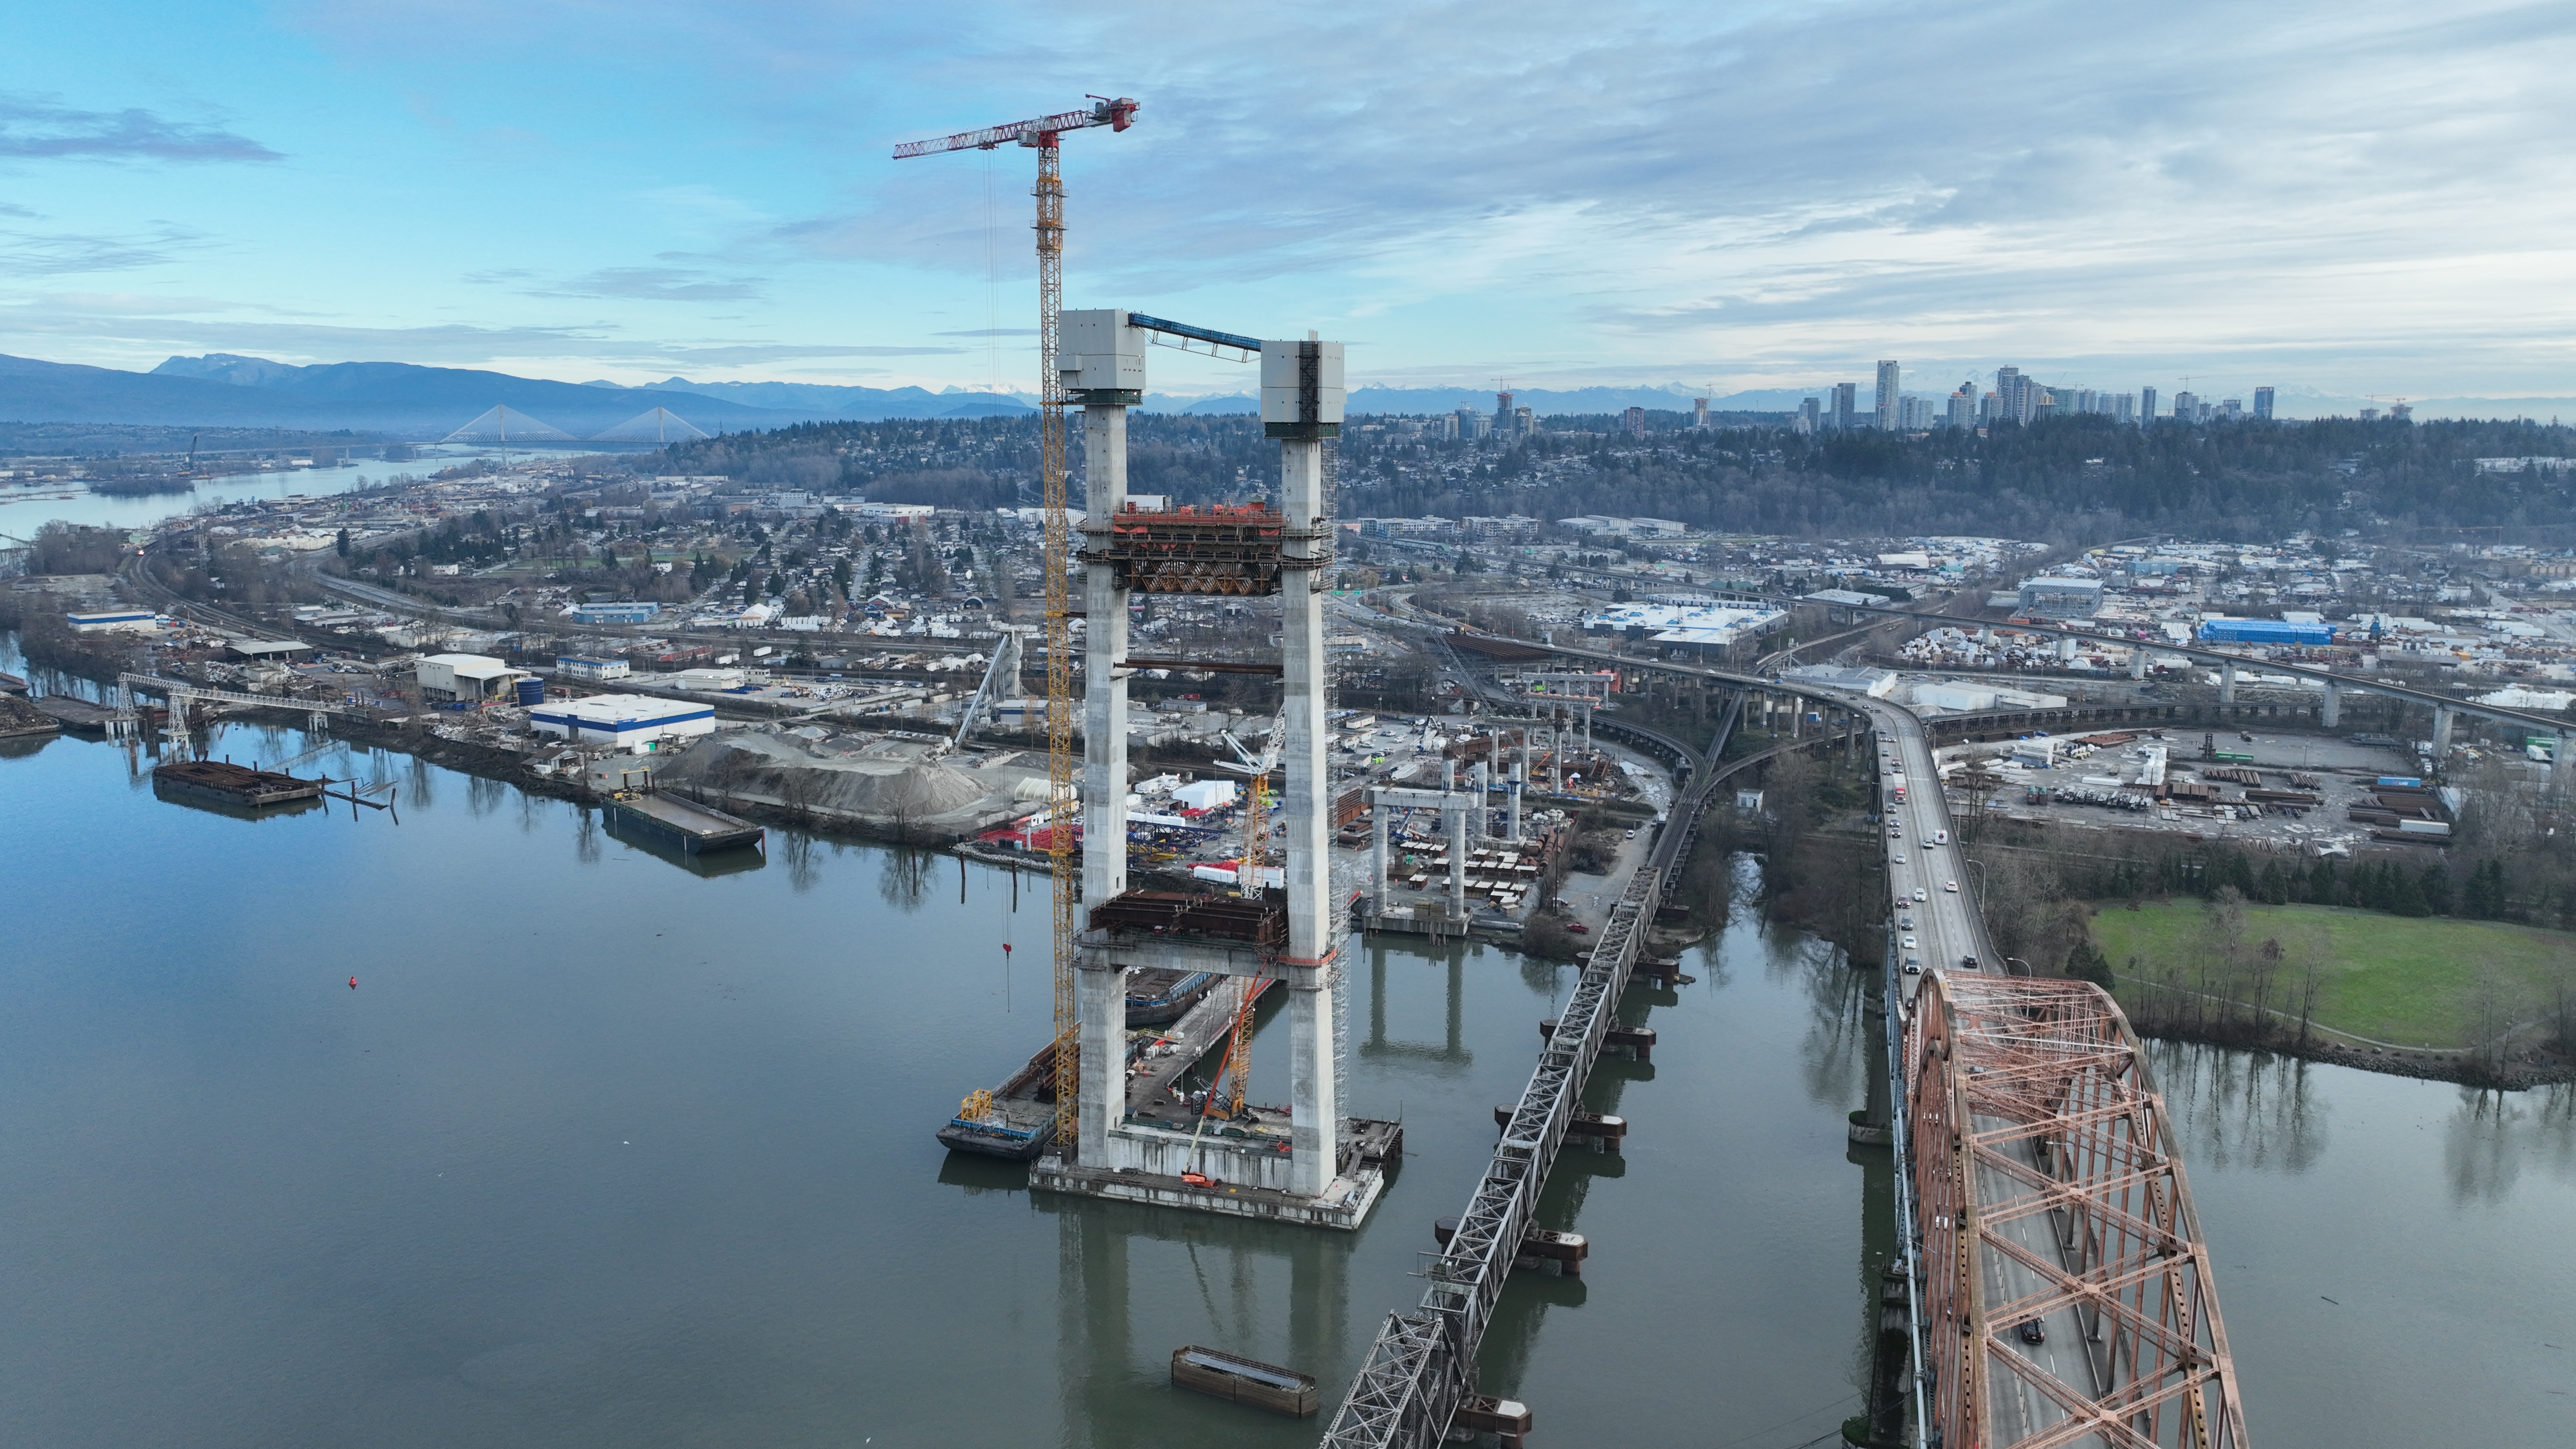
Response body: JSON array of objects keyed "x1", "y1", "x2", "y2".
[
  {"x1": 0, "y1": 443, "x2": 586, "y2": 536},
  {"x1": 0, "y1": 669, "x2": 2567, "y2": 1447}
]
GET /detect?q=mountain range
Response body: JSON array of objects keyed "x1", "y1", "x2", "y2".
[
  {"x1": 3, "y1": 352, "x2": 2560, "y2": 437},
  {"x1": 0, "y1": 353, "x2": 1047, "y2": 439}
]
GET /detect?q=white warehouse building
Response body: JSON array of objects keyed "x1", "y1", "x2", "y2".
[{"x1": 529, "y1": 694, "x2": 718, "y2": 747}]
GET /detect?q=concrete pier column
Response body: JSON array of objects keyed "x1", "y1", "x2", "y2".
[
  {"x1": 1507, "y1": 762, "x2": 1524, "y2": 841},
  {"x1": 1279, "y1": 435, "x2": 1332, "y2": 958},
  {"x1": 1288, "y1": 981, "x2": 1337, "y2": 1196},
  {"x1": 2321, "y1": 680, "x2": 2340, "y2": 729},
  {"x1": 2219, "y1": 658, "x2": 2237, "y2": 705},
  {"x1": 1370, "y1": 796, "x2": 1390, "y2": 916},
  {"x1": 2131, "y1": 648, "x2": 2148, "y2": 680},
  {"x1": 1270, "y1": 343, "x2": 1345, "y2": 1193},
  {"x1": 1075, "y1": 960, "x2": 1127, "y2": 1161},
  {"x1": 1471, "y1": 761, "x2": 1489, "y2": 837},
  {"x1": 1448, "y1": 795, "x2": 1469, "y2": 920},
  {"x1": 2554, "y1": 735, "x2": 2571, "y2": 799},
  {"x1": 1081, "y1": 401, "x2": 1130, "y2": 906},
  {"x1": 2432, "y1": 705, "x2": 2454, "y2": 757}
]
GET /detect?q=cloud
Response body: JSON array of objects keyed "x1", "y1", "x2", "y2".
[
  {"x1": 0, "y1": 96, "x2": 282, "y2": 162},
  {"x1": 0, "y1": 296, "x2": 969, "y2": 372},
  {"x1": 651, "y1": 343, "x2": 967, "y2": 363},
  {"x1": 528, "y1": 267, "x2": 767, "y2": 302},
  {"x1": 104, "y1": 0, "x2": 2576, "y2": 394},
  {"x1": 0, "y1": 223, "x2": 206, "y2": 275}
]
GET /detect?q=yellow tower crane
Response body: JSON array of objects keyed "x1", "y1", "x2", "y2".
[{"x1": 895, "y1": 96, "x2": 1139, "y2": 1147}]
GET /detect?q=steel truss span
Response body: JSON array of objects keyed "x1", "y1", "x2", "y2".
[
  {"x1": 1909, "y1": 974, "x2": 2248, "y2": 1449},
  {"x1": 1320, "y1": 858, "x2": 1666, "y2": 1449}
]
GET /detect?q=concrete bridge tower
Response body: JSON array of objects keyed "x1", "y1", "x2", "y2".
[{"x1": 1033, "y1": 314, "x2": 1393, "y2": 1228}]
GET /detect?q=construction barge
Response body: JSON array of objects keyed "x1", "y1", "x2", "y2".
[
  {"x1": 935, "y1": 962, "x2": 1237, "y2": 1162},
  {"x1": 1169, "y1": 1345, "x2": 1319, "y2": 1417},
  {"x1": 150, "y1": 759, "x2": 327, "y2": 810},
  {"x1": 601, "y1": 791, "x2": 765, "y2": 856},
  {"x1": 946, "y1": 889, "x2": 1405, "y2": 1222}
]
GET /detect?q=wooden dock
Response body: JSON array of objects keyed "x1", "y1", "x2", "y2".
[{"x1": 31, "y1": 695, "x2": 122, "y2": 733}]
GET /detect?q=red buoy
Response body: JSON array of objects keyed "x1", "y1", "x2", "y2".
[
  {"x1": 1001, "y1": 943, "x2": 1012, "y2": 955},
  {"x1": 348, "y1": 977, "x2": 358, "y2": 989}
]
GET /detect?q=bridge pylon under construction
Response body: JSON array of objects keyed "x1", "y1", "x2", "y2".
[{"x1": 1025, "y1": 309, "x2": 1399, "y2": 1229}]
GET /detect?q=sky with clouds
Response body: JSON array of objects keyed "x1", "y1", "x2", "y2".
[{"x1": 1, "y1": 0, "x2": 2572, "y2": 408}]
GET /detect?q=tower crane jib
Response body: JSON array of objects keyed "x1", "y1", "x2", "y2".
[{"x1": 893, "y1": 96, "x2": 1139, "y2": 1151}]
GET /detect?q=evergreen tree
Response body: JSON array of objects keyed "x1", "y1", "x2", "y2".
[
  {"x1": 2257, "y1": 860, "x2": 2292, "y2": 905},
  {"x1": 2461, "y1": 858, "x2": 2500, "y2": 918},
  {"x1": 2303, "y1": 856, "x2": 2337, "y2": 906},
  {"x1": 2418, "y1": 864, "x2": 2453, "y2": 917},
  {"x1": 2063, "y1": 937, "x2": 2115, "y2": 989},
  {"x1": 2387, "y1": 867, "x2": 2430, "y2": 917}
]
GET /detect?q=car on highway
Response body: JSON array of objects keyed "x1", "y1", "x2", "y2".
[
  {"x1": 1903, "y1": 956, "x2": 1922, "y2": 975},
  {"x1": 1912, "y1": 888, "x2": 1928, "y2": 903},
  {"x1": 1934, "y1": 829, "x2": 1949, "y2": 845},
  {"x1": 2016, "y1": 1319, "x2": 2046, "y2": 1346},
  {"x1": 1943, "y1": 880, "x2": 1959, "y2": 893},
  {"x1": 1960, "y1": 955, "x2": 1978, "y2": 970},
  {"x1": 1892, "y1": 852, "x2": 1906, "y2": 863},
  {"x1": 1898, "y1": 915, "x2": 1914, "y2": 929},
  {"x1": 1901, "y1": 935, "x2": 1917, "y2": 950}
]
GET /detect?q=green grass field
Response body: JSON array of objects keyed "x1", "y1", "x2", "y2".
[{"x1": 2088, "y1": 902, "x2": 2576, "y2": 1048}]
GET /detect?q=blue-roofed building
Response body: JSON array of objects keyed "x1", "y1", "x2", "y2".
[
  {"x1": 2196, "y1": 618, "x2": 2333, "y2": 646},
  {"x1": 566, "y1": 601, "x2": 661, "y2": 624}
]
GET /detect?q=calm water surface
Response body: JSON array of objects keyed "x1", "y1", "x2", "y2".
[
  {"x1": 0, "y1": 680, "x2": 2566, "y2": 1447},
  {"x1": 0, "y1": 443, "x2": 581, "y2": 534}
]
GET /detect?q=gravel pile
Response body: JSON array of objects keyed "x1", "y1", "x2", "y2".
[{"x1": 659, "y1": 732, "x2": 998, "y2": 822}]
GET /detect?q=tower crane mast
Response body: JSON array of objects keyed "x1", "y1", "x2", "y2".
[{"x1": 895, "y1": 96, "x2": 1138, "y2": 1149}]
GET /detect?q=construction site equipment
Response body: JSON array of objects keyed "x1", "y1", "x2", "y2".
[{"x1": 895, "y1": 97, "x2": 1139, "y2": 1148}]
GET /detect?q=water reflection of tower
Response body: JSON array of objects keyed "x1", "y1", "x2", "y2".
[{"x1": 1363, "y1": 941, "x2": 1474, "y2": 1071}]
